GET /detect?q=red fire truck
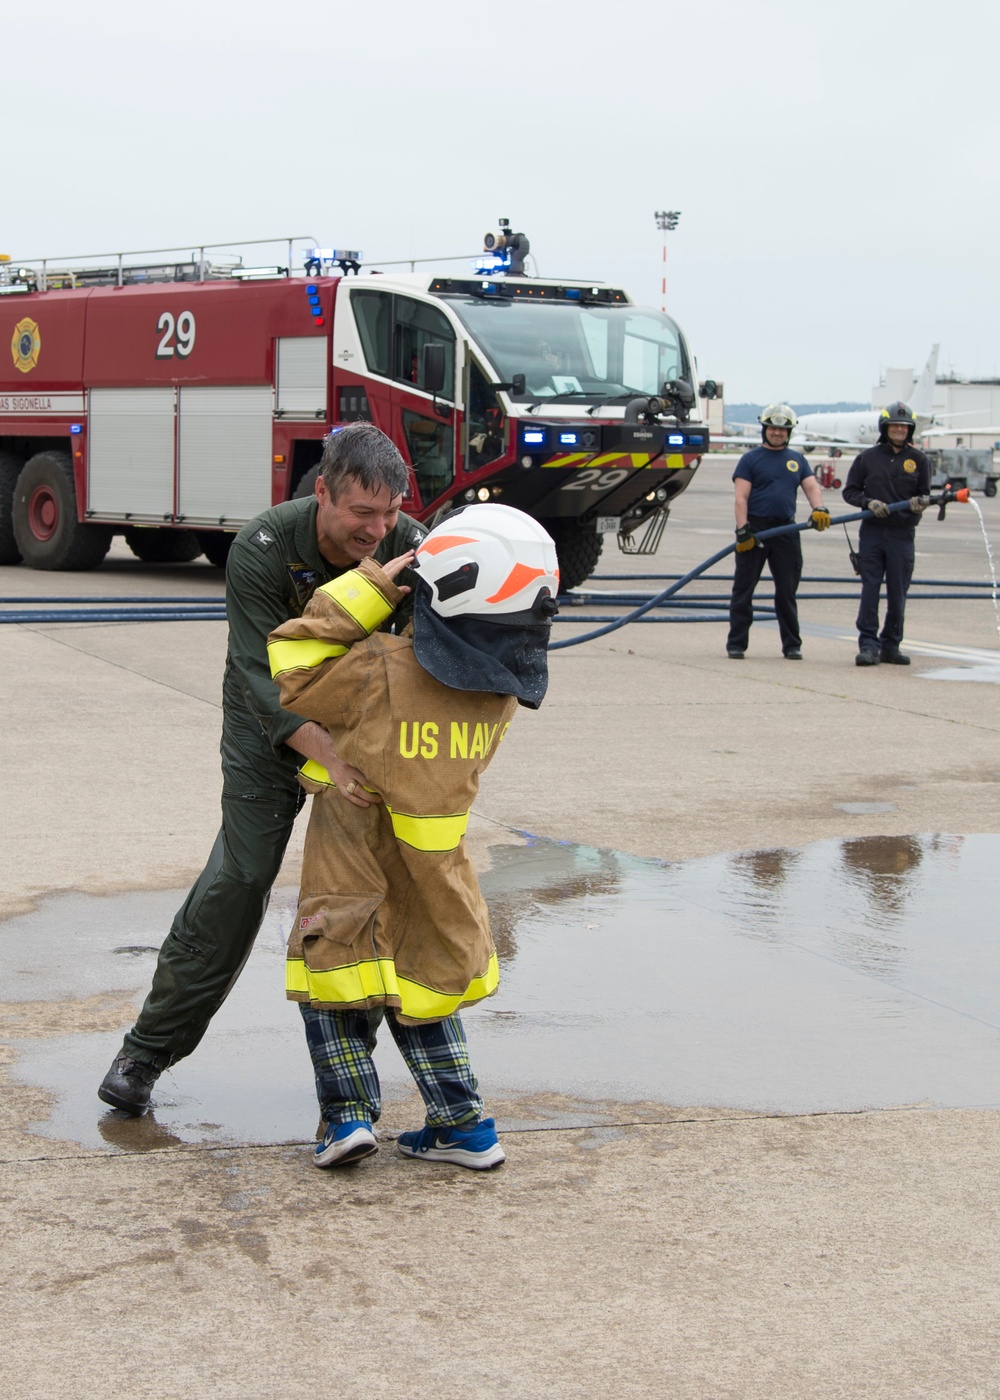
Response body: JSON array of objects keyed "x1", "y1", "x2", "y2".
[{"x1": 0, "y1": 228, "x2": 710, "y2": 588}]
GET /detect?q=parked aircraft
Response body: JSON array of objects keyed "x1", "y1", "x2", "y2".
[{"x1": 793, "y1": 345, "x2": 939, "y2": 449}]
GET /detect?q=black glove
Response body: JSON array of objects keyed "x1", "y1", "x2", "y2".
[
  {"x1": 867, "y1": 499, "x2": 890, "y2": 520},
  {"x1": 735, "y1": 524, "x2": 756, "y2": 553},
  {"x1": 810, "y1": 507, "x2": 831, "y2": 531},
  {"x1": 909, "y1": 495, "x2": 930, "y2": 515}
]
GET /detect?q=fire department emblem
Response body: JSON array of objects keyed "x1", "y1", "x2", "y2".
[
  {"x1": 11, "y1": 318, "x2": 40, "y2": 374},
  {"x1": 903, "y1": 459, "x2": 916, "y2": 473}
]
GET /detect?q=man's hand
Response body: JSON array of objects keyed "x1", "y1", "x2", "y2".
[
  {"x1": 810, "y1": 507, "x2": 831, "y2": 531},
  {"x1": 285, "y1": 721, "x2": 382, "y2": 807},
  {"x1": 909, "y1": 495, "x2": 930, "y2": 515},
  {"x1": 735, "y1": 525, "x2": 756, "y2": 553},
  {"x1": 867, "y1": 499, "x2": 891, "y2": 519}
]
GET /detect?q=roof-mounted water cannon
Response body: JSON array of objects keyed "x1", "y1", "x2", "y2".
[
  {"x1": 475, "y1": 218, "x2": 531, "y2": 276},
  {"x1": 303, "y1": 248, "x2": 363, "y2": 276}
]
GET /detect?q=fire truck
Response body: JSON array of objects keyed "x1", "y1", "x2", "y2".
[{"x1": 0, "y1": 227, "x2": 711, "y2": 589}]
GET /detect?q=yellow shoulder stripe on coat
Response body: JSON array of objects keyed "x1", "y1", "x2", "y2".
[
  {"x1": 285, "y1": 952, "x2": 499, "y2": 1019},
  {"x1": 386, "y1": 806, "x2": 470, "y2": 852},
  {"x1": 268, "y1": 637, "x2": 348, "y2": 678},
  {"x1": 317, "y1": 571, "x2": 393, "y2": 633}
]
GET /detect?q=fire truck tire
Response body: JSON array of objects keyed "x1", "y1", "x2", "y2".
[
  {"x1": 196, "y1": 531, "x2": 235, "y2": 568},
  {"x1": 125, "y1": 528, "x2": 204, "y2": 563},
  {"x1": 543, "y1": 521, "x2": 604, "y2": 591},
  {"x1": 12, "y1": 451, "x2": 112, "y2": 571},
  {"x1": 985, "y1": 479, "x2": 997, "y2": 498},
  {"x1": 0, "y1": 451, "x2": 24, "y2": 565}
]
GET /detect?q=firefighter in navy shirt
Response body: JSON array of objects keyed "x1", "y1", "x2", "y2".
[
  {"x1": 727, "y1": 404, "x2": 830, "y2": 660},
  {"x1": 842, "y1": 401, "x2": 931, "y2": 666}
]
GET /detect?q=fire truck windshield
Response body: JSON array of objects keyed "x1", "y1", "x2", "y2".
[{"x1": 443, "y1": 296, "x2": 689, "y2": 403}]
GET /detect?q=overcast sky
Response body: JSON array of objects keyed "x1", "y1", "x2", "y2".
[{"x1": 7, "y1": 0, "x2": 997, "y2": 402}]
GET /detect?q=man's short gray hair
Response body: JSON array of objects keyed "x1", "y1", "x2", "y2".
[{"x1": 319, "y1": 422, "x2": 409, "y2": 501}]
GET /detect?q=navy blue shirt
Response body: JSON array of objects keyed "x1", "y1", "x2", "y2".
[{"x1": 733, "y1": 445, "x2": 814, "y2": 520}]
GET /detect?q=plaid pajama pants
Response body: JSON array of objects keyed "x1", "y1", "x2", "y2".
[{"x1": 299, "y1": 1004, "x2": 484, "y2": 1129}]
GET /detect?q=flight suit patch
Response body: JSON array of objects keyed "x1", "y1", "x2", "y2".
[
  {"x1": 287, "y1": 563, "x2": 320, "y2": 609},
  {"x1": 250, "y1": 528, "x2": 276, "y2": 551}
]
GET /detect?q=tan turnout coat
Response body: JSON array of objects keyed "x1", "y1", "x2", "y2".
[{"x1": 268, "y1": 557, "x2": 517, "y2": 1023}]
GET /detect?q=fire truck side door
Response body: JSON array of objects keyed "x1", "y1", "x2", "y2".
[
  {"x1": 338, "y1": 286, "x2": 457, "y2": 509},
  {"x1": 389, "y1": 297, "x2": 456, "y2": 509}
]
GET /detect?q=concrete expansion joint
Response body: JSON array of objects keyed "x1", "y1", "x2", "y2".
[{"x1": 0, "y1": 1103, "x2": 945, "y2": 1168}]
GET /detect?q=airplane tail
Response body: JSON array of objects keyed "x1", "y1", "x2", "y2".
[{"x1": 910, "y1": 344, "x2": 939, "y2": 418}]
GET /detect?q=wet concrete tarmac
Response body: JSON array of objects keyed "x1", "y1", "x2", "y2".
[{"x1": 5, "y1": 830, "x2": 1000, "y2": 1152}]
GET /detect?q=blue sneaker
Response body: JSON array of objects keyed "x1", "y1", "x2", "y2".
[
  {"x1": 396, "y1": 1117, "x2": 505, "y2": 1170},
  {"x1": 314, "y1": 1119, "x2": 377, "y2": 1169}
]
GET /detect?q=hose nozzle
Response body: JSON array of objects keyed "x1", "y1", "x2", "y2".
[{"x1": 932, "y1": 483, "x2": 970, "y2": 521}]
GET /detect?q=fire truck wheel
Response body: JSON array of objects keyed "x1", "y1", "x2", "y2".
[
  {"x1": 124, "y1": 528, "x2": 204, "y2": 563},
  {"x1": 543, "y1": 520, "x2": 604, "y2": 592},
  {"x1": 985, "y1": 479, "x2": 997, "y2": 498},
  {"x1": 0, "y1": 451, "x2": 24, "y2": 566},
  {"x1": 196, "y1": 531, "x2": 235, "y2": 568},
  {"x1": 12, "y1": 451, "x2": 113, "y2": 571}
]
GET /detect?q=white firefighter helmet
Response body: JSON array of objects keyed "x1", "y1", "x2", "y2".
[{"x1": 413, "y1": 503, "x2": 560, "y2": 620}]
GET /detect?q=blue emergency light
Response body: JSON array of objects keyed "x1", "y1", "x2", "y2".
[
  {"x1": 522, "y1": 429, "x2": 546, "y2": 445},
  {"x1": 70, "y1": 423, "x2": 82, "y2": 434},
  {"x1": 667, "y1": 433, "x2": 685, "y2": 446},
  {"x1": 559, "y1": 432, "x2": 579, "y2": 445}
]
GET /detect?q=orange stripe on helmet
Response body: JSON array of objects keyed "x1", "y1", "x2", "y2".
[
  {"x1": 417, "y1": 533, "x2": 477, "y2": 557},
  {"x1": 486, "y1": 562, "x2": 548, "y2": 604}
]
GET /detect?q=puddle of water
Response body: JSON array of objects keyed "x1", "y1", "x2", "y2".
[
  {"x1": 834, "y1": 803, "x2": 897, "y2": 815},
  {"x1": 922, "y1": 664, "x2": 1000, "y2": 685},
  {"x1": 5, "y1": 831, "x2": 1000, "y2": 1152}
]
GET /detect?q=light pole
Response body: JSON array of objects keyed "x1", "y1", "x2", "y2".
[{"x1": 654, "y1": 210, "x2": 681, "y2": 312}]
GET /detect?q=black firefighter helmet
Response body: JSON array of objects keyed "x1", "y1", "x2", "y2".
[{"x1": 879, "y1": 401, "x2": 917, "y2": 443}]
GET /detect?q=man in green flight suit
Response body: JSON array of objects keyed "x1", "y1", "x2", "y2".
[{"x1": 98, "y1": 422, "x2": 425, "y2": 1115}]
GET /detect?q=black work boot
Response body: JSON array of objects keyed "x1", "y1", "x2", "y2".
[
  {"x1": 880, "y1": 648, "x2": 911, "y2": 665},
  {"x1": 855, "y1": 647, "x2": 880, "y2": 667},
  {"x1": 98, "y1": 1054, "x2": 161, "y2": 1115}
]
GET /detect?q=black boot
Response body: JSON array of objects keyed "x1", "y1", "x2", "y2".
[
  {"x1": 98, "y1": 1054, "x2": 161, "y2": 1116},
  {"x1": 855, "y1": 647, "x2": 881, "y2": 667},
  {"x1": 880, "y1": 648, "x2": 911, "y2": 665}
]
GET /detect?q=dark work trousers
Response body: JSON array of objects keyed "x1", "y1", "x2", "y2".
[
  {"x1": 124, "y1": 709, "x2": 306, "y2": 1070},
  {"x1": 856, "y1": 520, "x2": 915, "y2": 653},
  {"x1": 727, "y1": 516, "x2": 803, "y2": 654}
]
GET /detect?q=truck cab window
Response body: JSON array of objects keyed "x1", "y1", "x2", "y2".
[
  {"x1": 352, "y1": 291, "x2": 391, "y2": 377},
  {"x1": 393, "y1": 298, "x2": 455, "y2": 399},
  {"x1": 403, "y1": 409, "x2": 454, "y2": 504},
  {"x1": 467, "y1": 361, "x2": 506, "y2": 471}
]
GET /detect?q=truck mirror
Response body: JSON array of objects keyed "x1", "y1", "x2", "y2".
[
  {"x1": 421, "y1": 343, "x2": 446, "y2": 394},
  {"x1": 512, "y1": 373, "x2": 526, "y2": 395},
  {"x1": 699, "y1": 379, "x2": 719, "y2": 400}
]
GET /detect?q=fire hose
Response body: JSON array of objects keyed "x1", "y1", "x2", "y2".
[{"x1": 549, "y1": 487, "x2": 970, "y2": 651}]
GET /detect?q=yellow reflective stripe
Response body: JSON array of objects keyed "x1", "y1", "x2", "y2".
[
  {"x1": 285, "y1": 952, "x2": 500, "y2": 1019},
  {"x1": 386, "y1": 805, "x2": 470, "y2": 852},
  {"x1": 267, "y1": 637, "x2": 348, "y2": 678},
  {"x1": 300, "y1": 758, "x2": 334, "y2": 786},
  {"x1": 316, "y1": 571, "x2": 394, "y2": 633},
  {"x1": 541, "y1": 453, "x2": 590, "y2": 469},
  {"x1": 665, "y1": 453, "x2": 685, "y2": 469}
]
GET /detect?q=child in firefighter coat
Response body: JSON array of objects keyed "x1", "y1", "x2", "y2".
[{"x1": 267, "y1": 504, "x2": 558, "y2": 1170}]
